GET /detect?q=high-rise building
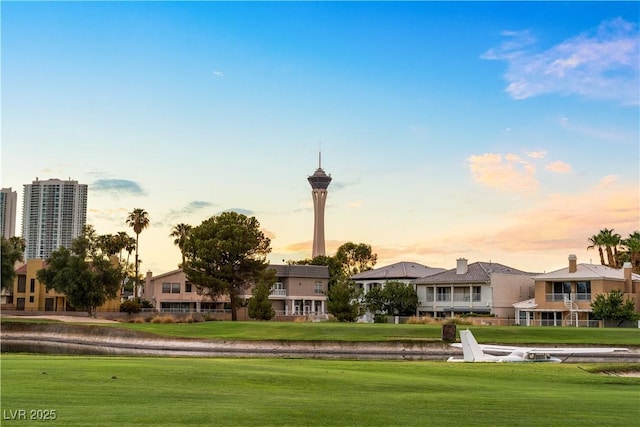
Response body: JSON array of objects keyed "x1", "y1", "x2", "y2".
[
  {"x1": 0, "y1": 188, "x2": 18, "y2": 238},
  {"x1": 307, "y1": 153, "x2": 332, "y2": 258},
  {"x1": 22, "y1": 178, "x2": 88, "y2": 260}
]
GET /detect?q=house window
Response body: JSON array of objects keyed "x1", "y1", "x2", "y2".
[
  {"x1": 473, "y1": 286, "x2": 481, "y2": 302},
  {"x1": 30, "y1": 279, "x2": 36, "y2": 293},
  {"x1": 576, "y1": 281, "x2": 591, "y2": 301},
  {"x1": 185, "y1": 282, "x2": 192, "y2": 293},
  {"x1": 437, "y1": 287, "x2": 451, "y2": 302},
  {"x1": 17, "y1": 276, "x2": 26, "y2": 293},
  {"x1": 29, "y1": 296, "x2": 35, "y2": 303},
  {"x1": 314, "y1": 281, "x2": 323, "y2": 294},
  {"x1": 162, "y1": 283, "x2": 181, "y2": 293}
]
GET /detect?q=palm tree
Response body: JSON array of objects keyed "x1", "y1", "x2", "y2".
[
  {"x1": 598, "y1": 228, "x2": 621, "y2": 268},
  {"x1": 587, "y1": 234, "x2": 606, "y2": 265},
  {"x1": 170, "y1": 223, "x2": 192, "y2": 267},
  {"x1": 619, "y1": 231, "x2": 640, "y2": 274},
  {"x1": 126, "y1": 208, "x2": 150, "y2": 298}
]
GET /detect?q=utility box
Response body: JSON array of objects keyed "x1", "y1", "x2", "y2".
[{"x1": 442, "y1": 324, "x2": 457, "y2": 342}]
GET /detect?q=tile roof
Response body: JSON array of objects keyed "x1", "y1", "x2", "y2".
[
  {"x1": 534, "y1": 264, "x2": 640, "y2": 281},
  {"x1": 350, "y1": 262, "x2": 445, "y2": 280},
  {"x1": 149, "y1": 265, "x2": 330, "y2": 280},
  {"x1": 413, "y1": 262, "x2": 535, "y2": 284},
  {"x1": 269, "y1": 264, "x2": 330, "y2": 279}
]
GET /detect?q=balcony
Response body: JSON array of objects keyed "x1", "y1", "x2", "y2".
[
  {"x1": 545, "y1": 293, "x2": 591, "y2": 302},
  {"x1": 270, "y1": 289, "x2": 287, "y2": 297}
]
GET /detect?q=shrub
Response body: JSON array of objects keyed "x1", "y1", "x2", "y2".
[
  {"x1": 373, "y1": 314, "x2": 387, "y2": 323},
  {"x1": 150, "y1": 314, "x2": 176, "y2": 324},
  {"x1": 120, "y1": 300, "x2": 141, "y2": 314}
]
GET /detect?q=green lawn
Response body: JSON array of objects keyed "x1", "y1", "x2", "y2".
[
  {"x1": 96, "y1": 321, "x2": 640, "y2": 346},
  {"x1": 1, "y1": 355, "x2": 638, "y2": 426}
]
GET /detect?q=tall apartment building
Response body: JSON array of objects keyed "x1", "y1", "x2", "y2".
[
  {"x1": 22, "y1": 178, "x2": 88, "y2": 260},
  {"x1": 1, "y1": 187, "x2": 18, "y2": 238}
]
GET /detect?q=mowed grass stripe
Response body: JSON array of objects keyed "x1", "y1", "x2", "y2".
[
  {"x1": 92, "y1": 321, "x2": 640, "y2": 346},
  {"x1": 2, "y1": 355, "x2": 638, "y2": 426}
]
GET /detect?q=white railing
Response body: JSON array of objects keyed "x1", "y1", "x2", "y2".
[
  {"x1": 270, "y1": 289, "x2": 287, "y2": 297},
  {"x1": 546, "y1": 293, "x2": 591, "y2": 302}
]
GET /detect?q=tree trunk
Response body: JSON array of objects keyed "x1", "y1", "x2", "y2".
[
  {"x1": 230, "y1": 294, "x2": 238, "y2": 321},
  {"x1": 598, "y1": 248, "x2": 605, "y2": 265},
  {"x1": 605, "y1": 246, "x2": 615, "y2": 267}
]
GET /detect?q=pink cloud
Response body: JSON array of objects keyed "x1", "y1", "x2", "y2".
[
  {"x1": 468, "y1": 152, "x2": 538, "y2": 192},
  {"x1": 545, "y1": 161, "x2": 572, "y2": 174}
]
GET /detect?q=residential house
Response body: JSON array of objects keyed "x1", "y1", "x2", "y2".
[
  {"x1": 6, "y1": 259, "x2": 120, "y2": 312},
  {"x1": 414, "y1": 258, "x2": 536, "y2": 319},
  {"x1": 514, "y1": 255, "x2": 640, "y2": 327},
  {"x1": 142, "y1": 264, "x2": 330, "y2": 317},
  {"x1": 351, "y1": 262, "x2": 445, "y2": 321}
]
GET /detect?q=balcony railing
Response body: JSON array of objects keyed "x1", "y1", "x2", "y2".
[
  {"x1": 545, "y1": 293, "x2": 591, "y2": 302},
  {"x1": 453, "y1": 295, "x2": 482, "y2": 302},
  {"x1": 270, "y1": 289, "x2": 287, "y2": 297}
]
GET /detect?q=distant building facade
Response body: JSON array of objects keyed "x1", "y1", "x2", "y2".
[
  {"x1": 1, "y1": 187, "x2": 18, "y2": 238},
  {"x1": 22, "y1": 178, "x2": 88, "y2": 260},
  {"x1": 514, "y1": 255, "x2": 640, "y2": 327},
  {"x1": 142, "y1": 264, "x2": 330, "y2": 318},
  {"x1": 3, "y1": 259, "x2": 120, "y2": 312},
  {"x1": 414, "y1": 258, "x2": 536, "y2": 319}
]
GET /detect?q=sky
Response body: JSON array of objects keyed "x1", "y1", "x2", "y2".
[{"x1": 2, "y1": 1, "x2": 639, "y2": 276}]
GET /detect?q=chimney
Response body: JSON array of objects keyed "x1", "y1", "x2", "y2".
[
  {"x1": 456, "y1": 258, "x2": 468, "y2": 275},
  {"x1": 568, "y1": 254, "x2": 577, "y2": 273},
  {"x1": 623, "y1": 262, "x2": 632, "y2": 293}
]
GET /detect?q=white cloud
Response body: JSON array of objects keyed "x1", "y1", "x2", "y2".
[
  {"x1": 526, "y1": 151, "x2": 547, "y2": 159},
  {"x1": 545, "y1": 161, "x2": 572, "y2": 174},
  {"x1": 597, "y1": 175, "x2": 619, "y2": 189},
  {"x1": 483, "y1": 18, "x2": 639, "y2": 105},
  {"x1": 468, "y1": 152, "x2": 538, "y2": 192}
]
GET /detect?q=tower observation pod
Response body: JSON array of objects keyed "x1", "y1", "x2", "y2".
[{"x1": 307, "y1": 153, "x2": 332, "y2": 258}]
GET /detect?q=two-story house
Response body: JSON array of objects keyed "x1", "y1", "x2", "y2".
[
  {"x1": 350, "y1": 261, "x2": 445, "y2": 321},
  {"x1": 414, "y1": 258, "x2": 536, "y2": 319},
  {"x1": 514, "y1": 255, "x2": 640, "y2": 326},
  {"x1": 143, "y1": 264, "x2": 330, "y2": 317}
]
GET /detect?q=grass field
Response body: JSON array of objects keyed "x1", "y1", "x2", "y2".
[
  {"x1": 96, "y1": 321, "x2": 640, "y2": 346},
  {"x1": 1, "y1": 355, "x2": 638, "y2": 426}
]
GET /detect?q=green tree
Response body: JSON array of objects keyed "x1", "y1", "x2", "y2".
[
  {"x1": 293, "y1": 242, "x2": 377, "y2": 288},
  {"x1": 126, "y1": 208, "x2": 150, "y2": 297},
  {"x1": 292, "y1": 254, "x2": 343, "y2": 288},
  {"x1": 599, "y1": 228, "x2": 621, "y2": 268},
  {"x1": 619, "y1": 231, "x2": 640, "y2": 274},
  {"x1": 591, "y1": 290, "x2": 638, "y2": 326},
  {"x1": 334, "y1": 242, "x2": 377, "y2": 277},
  {"x1": 1, "y1": 236, "x2": 25, "y2": 289},
  {"x1": 327, "y1": 278, "x2": 362, "y2": 322},
  {"x1": 248, "y1": 270, "x2": 277, "y2": 321},
  {"x1": 170, "y1": 223, "x2": 192, "y2": 267},
  {"x1": 36, "y1": 230, "x2": 121, "y2": 316},
  {"x1": 363, "y1": 281, "x2": 418, "y2": 317},
  {"x1": 381, "y1": 281, "x2": 419, "y2": 316},
  {"x1": 182, "y1": 212, "x2": 272, "y2": 321},
  {"x1": 587, "y1": 234, "x2": 606, "y2": 266}
]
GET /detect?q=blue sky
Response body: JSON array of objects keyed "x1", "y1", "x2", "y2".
[{"x1": 2, "y1": 1, "x2": 638, "y2": 275}]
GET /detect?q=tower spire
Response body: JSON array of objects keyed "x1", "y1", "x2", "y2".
[{"x1": 308, "y1": 153, "x2": 332, "y2": 258}]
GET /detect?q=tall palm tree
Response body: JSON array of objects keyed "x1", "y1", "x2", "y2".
[
  {"x1": 620, "y1": 231, "x2": 640, "y2": 274},
  {"x1": 170, "y1": 223, "x2": 192, "y2": 267},
  {"x1": 598, "y1": 228, "x2": 621, "y2": 268},
  {"x1": 126, "y1": 208, "x2": 150, "y2": 298},
  {"x1": 587, "y1": 234, "x2": 606, "y2": 265}
]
